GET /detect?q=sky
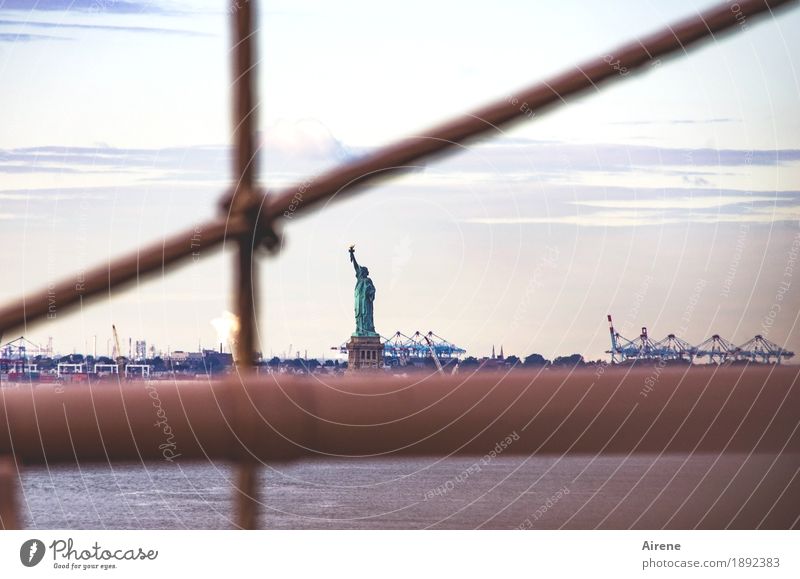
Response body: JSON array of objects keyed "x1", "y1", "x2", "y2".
[{"x1": 0, "y1": 0, "x2": 799, "y2": 361}]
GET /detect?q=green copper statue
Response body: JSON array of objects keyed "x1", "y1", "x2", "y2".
[{"x1": 349, "y1": 245, "x2": 378, "y2": 337}]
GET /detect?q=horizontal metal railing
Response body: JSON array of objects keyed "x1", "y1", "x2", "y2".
[
  {"x1": 3, "y1": 367, "x2": 798, "y2": 463},
  {"x1": 1, "y1": 365, "x2": 799, "y2": 528},
  {"x1": 0, "y1": 0, "x2": 797, "y2": 529}
]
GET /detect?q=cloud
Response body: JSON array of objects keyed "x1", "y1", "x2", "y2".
[
  {"x1": 464, "y1": 208, "x2": 800, "y2": 227},
  {"x1": 0, "y1": 191, "x2": 107, "y2": 201},
  {"x1": 0, "y1": 31, "x2": 69, "y2": 42},
  {"x1": 0, "y1": 0, "x2": 164, "y2": 14},
  {"x1": 458, "y1": 139, "x2": 800, "y2": 173},
  {"x1": 570, "y1": 196, "x2": 780, "y2": 210},
  {"x1": 6, "y1": 137, "x2": 799, "y2": 185},
  {"x1": 0, "y1": 163, "x2": 83, "y2": 173},
  {"x1": 464, "y1": 197, "x2": 800, "y2": 228},
  {"x1": 0, "y1": 18, "x2": 209, "y2": 37},
  {"x1": 466, "y1": 211, "x2": 663, "y2": 228},
  {"x1": 260, "y1": 119, "x2": 354, "y2": 164},
  {"x1": 682, "y1": 175, "x2": 711, "y2": 187},
  {"x1": 609, "y1": 117, "x2": 739, "y2": 126},
  {"x1": 0, "y1": 123, "x2": 353, "y2": 183},
  {"x1": 0, "y1": 145, "x2": 228, "y2": 177},
  {"x1": 5, "y1": 135, "x2": 799, "y2": 231}
]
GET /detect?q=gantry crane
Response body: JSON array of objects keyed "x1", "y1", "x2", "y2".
[{"x1": 112, "y1": 324, "x2": 124, "y2": 372}]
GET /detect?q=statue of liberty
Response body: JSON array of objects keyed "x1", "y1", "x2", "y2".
[{"x1": 349, "y1": 246, "x2": 378, "y2": 337}]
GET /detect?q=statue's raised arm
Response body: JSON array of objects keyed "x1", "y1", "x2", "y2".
[{"x1": 349, "y1": 245, "x2": 360, "y2": 276}]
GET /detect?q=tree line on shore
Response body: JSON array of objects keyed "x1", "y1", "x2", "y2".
[{"x1": 460, "y1": 353, "x2": 598, "y2": 368}]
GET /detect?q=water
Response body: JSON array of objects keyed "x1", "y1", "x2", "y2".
[{"x1": 18, "y1": 453, "x2": 798, "y2": 529}]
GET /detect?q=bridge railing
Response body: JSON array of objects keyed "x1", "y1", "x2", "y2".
[{"x1": 2, "y1": 365, "x2": 799, "y2": 528}]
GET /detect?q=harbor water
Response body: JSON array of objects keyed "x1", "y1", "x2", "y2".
[{"x1": 18, "y1": 453, "x2": 798, "y2": 529}]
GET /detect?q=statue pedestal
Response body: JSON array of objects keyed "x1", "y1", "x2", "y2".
[{"x1": 346, "y1": 335, "x2": 384, "y2": 371}]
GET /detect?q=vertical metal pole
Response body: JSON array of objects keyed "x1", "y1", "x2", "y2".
[
  {"x1": 231, "y1": 0, "x2": 260, "y2": 530},
  {"x1": 234, "y1": 239, "x2": 259, "y2": 530},
  {"x1": 0, "y1": 456, "x2": 20, "y2": 530}
]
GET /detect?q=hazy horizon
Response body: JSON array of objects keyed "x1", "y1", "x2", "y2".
[{"x1": 1, "y1": 0, "x2": 799, "y2": 362}]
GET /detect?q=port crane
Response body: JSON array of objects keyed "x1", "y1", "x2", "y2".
[
  {"x1": 606, "y1": 314, "x2": 794, "y2": 364},
  {"x1": 112, "y1": 324, "x2": 124, "y2": 372},
  {"x1": 421, "y1": 332, "x2": 444, "y2": 374}
]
